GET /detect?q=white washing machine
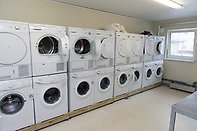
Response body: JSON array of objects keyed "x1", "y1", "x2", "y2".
[
  {"x1": 130, "y1": 34, "x2": 144, "y2": 64},
  {"x1": 153, "y1": 36, "x2": 165, "y2": 61},
  {"x1": 153, "y1": 60, "x2": 164, "y2": 84},
  {"x1": 143, "y1": 35, "x2": 155, "y2": 62},
  {"x1": 142, "y1": 62, "x2": 155, "y2": 88},
  {"x1": 94, "y1": 30, "x2": 115, "y2": 69},
  {"x1": 130, "y1": 63, "x2": 143, "y2": 92},
  {"x1": 0, "y1": 20, "x2": 32, "y2": 81},
  {"x1": 69, "y1": 70, "x2": 95, "y2": 111},
  {"x1": 115, "y1": 32, "x2": 131, "y2": 66},
  {"x1": 94, "y1": 67, "x2": 114, "y2": 103},
  {"x1": 0, "y1": 78, "x2": 34, "y2": 131},
  {"x1": 114, "y1": 65, "x2": 131, "y2": 96},
  {"x1": 29, "y1": 24, "x2": 69, "y2": 76},
  {"x1": 33, "y1": 73, "x2": 68, "y2": 123},
  {"x1": 67, "y1": 27, "x2": 100, "y2": 72}
]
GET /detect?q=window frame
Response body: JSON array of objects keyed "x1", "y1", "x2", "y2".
[{"x1": 166, "y1": 28, "x2": 197, "y2": 62}]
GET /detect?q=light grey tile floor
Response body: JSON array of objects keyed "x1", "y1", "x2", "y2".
[{"x1": 41, "y1": 86, "x2": 197, "y2": 131}]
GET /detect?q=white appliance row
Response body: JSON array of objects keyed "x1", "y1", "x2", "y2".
[
  {"x1": 0, "y1": 20, "x2": 165, "y2": 131},
  {"x1": 0, "y1": 21, "x2": 70, "y2": 82},
  {"x1": 0, "y1": 61, "x2": 164, "y2": 131},
  {"x1": 0, "y1": 74, "x2": 68, "y2": 131},
  {"x1": 0, "y1": 20, "x2": 165, "y2": 81}
]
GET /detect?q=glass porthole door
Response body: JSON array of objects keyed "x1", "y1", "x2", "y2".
[
  {"x1": 77, "y1": 81, "x2": 90, "y2": 96},
  {"x1": 100, "y1": 77, "x2": 110, "y2": 91},
  {"x1": 44, "y1": 87, "x2": 61, "y2": 104},
  {"x1": 146, "y1": 69, "x2": 152, "y2": 79},
  {"x1": 38, "y1": 36, "x2": 59, "y2": 55},
  {"x1": 119, "y1": 73, "x2": 128, "y2": 86},
  {"x1": 0, "y1": 94, "x2": 25, "y2": 115}
]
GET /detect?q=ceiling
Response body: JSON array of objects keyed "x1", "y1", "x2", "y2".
[{"x1": 51, "y1": 0, "x2": 197, "y2": 22}]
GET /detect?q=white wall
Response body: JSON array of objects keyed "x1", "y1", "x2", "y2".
[
  {"x1": 0, "y1": 0, "x2": 154, "y2": 34},
  {"x1": 155, "y1": 17, "x2": 197, "y2": 84}
]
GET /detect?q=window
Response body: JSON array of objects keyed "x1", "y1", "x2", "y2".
[{"x1": 166, "y1": 29, "x2": 197, "y2": 62}]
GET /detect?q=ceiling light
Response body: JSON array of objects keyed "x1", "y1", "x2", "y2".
[{"x1": 154, "y1": 0, "x2": 183, "y2": 9}]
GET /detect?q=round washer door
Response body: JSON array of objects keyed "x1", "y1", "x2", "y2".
[
  {"x1": 99, "y1": 77, "x2": 110, "y2": 91},
  {"x1": 133, "y1": 70, "x2": 140, "y2": 82},
  {"x1": 0, "y1": 33, "x2": 27, "y2": 65},
  {"x1": 118, "y1": 73, "x2": 128, "y2": 86},
  {"x1": 146, "y1": 68, "x2": 152, "y2": 80},
  {"x1": 43, "y1": 87, "x2": 61, "y2": 105},
  {"x1": 156, "y1": 66, "x2": 163, "y2": 77},
  {"x1": 76, "y1": 81, "x2": 90, "y2": 97},
  {"x1": 133, "y1": 40, "x2": 142, "y2": 56},
  {"x1": 37, "y1": 36, "x2": 59, "y2": 55},
  {"x1": 118, "y1": 39, "x2": 130, "y2": 57},
  {"x1": 0, "y1": 93, "x2": 25, "y2": 115},
  {"x1": 74, "y1": 39, "x2": 90, "y2": 55},
  {"x1": 101, "y1": 38, "x2": 113, "y2": 59}
]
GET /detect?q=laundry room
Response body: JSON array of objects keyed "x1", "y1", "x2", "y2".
[{"x1": 0, "y1": 0, "x2": 196, "y2": 131}]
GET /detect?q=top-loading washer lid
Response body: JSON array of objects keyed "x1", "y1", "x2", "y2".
[
  {"x1": 101, "y1": 38, "x2": 113, "y2": 59},
  {"x1": 118, "y1": 39, "x2": 130, "y2": 57},
  {"x1": 133, "y1": 40, "x2": 142, "y2": 56},
  {"x1": 0, "y1": 33, "x2": 27, "y2": 65},
  {"x1": 38, "y1": 36, "x2": 59, "y2": 54},
  {"x1": 0, "y1": 93, "x2": 25, "y2": 115}
]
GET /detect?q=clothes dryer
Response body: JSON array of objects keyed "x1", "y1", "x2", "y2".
[
  {"x1": 68, "y1": 70, "x2": 95, "y2": 111},
  {"x1": 94, "y1": 67, "x2": 114, "y2": 103},
  {"x1": 130, "y1": 34, "x2": 144, "y2": 64},
  {"x1": 130, "y1": 63, "x2": 143, "y2": 92},
  {"x1": 0, "y1": 20, "x2": 32, "y2": 81},
  {"x1": 142, "y1": 62, "x2": 155, "y2": 88},
  {"x1": 144, "y1": 36, "x2": 155, "y2": 62},
  {"x1": 33, "y1": 73, "x2": 68, "y2": 123},
  {"x1": 67, "y1": 27, "x2": 100, "y2": 72},
  {"x1": 94, "y1": 30, "x2": 115, "y2": 68},
  {"x1": 153, "y1": 36, "x2": 165, "y2": 61},
  {"x1": 115, "y1": 32, "x2": 131, "y2": 65},
  {"x1": 29, "y1": 24, "x2": 69, "y2": 76},
  {"x1": 0, "y1": 78, "x2": 34, "y2": 131},
  {"x1": 153, "y1": 61, "x2": 164, "y2": 84},
  {"x1": 114, "y1": 65, "x2": 131, "y2": 96}
]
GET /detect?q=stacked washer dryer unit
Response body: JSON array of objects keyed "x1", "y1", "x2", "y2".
[
  {"x1": 67, "y1": 27, "x2": 100, "y2": 111},
  {"x1": 94, "y1": 30, "x2": 115, "y2": 103},
  {"x1": 114, "y1": 32, "x2": 132, "y2": 97},
  {"x1": 152, "y1": 36, "x2": 165, "y2": 85},
  {"x1": 142, "y1": 36, "x2": 165, "y2": 88},
  {"x1": 129, "y1": 34, "x2": 144, "y2": 92},
  {"x1": 142, "y1": 36, "x2": 155, "y2": 88},
  {"x1": 0, "y1": 21, "x2": 34, "y2": 131},
  {"x1": 29, "y1": 24, "x2": 69, "y2": 124}
]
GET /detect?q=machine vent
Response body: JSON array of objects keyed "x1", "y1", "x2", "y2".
[
  {"x1": 18, "y1": 65, "x2": 29, "y2": 77},
  {"x1": 57, "y1": 63, "x2": 64, "y2": 71}
]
